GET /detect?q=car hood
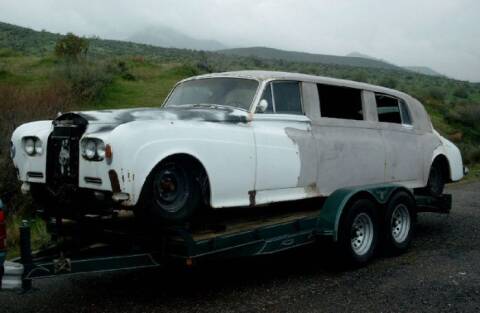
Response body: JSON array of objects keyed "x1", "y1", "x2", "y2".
[{"x1": 54, "y1": 106, "x2": 250, "y2": 129}]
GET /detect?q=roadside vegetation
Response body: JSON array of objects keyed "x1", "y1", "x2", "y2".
[{"x1": 1, "y1": 26, "x2": 479, "y2": 256}]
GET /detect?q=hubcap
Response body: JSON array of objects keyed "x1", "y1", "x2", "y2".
[
  {"x1": 391, "y1": 204, "x2": 411, "y2": 243},
  {"x1": 351, "y1": 213, "x2": 374, "y2": 256},
  {"x1": 153, "y1": 164, "x2": 188, "y2": 213}
]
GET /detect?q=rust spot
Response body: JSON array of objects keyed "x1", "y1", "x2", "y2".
[
  {"x1": 248, "y1": 190, "x2": 256, "y2": 206},
  {"x1": 108, "y1": 170, "x2": 121, "y2": 193}
]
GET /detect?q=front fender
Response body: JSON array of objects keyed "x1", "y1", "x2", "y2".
[
  {"x1": 109, "y1": 120, "x2": 256, "y2": 208},
  {"x1": 11, "y1": 120, "x2": 53, "y2": 183}
]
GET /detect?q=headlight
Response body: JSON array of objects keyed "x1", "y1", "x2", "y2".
[
  {"x1": 81, "y1": 138, "x2": 106, "y2": 161},
  {"x1": 22, "y1": 137, "x2": 42, "y2": 156}
]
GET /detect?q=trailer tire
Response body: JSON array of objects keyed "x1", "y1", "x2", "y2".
[
  {"x1": 382, "y1": 191, "x2": 415, "y2": 255},
  {"x1": 336, "y1": 198, "x2": 379, "y2": 267}
]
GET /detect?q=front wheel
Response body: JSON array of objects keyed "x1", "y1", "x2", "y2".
[
  {"x1": 142, "y1": 160, "x2": 201, "y2": 223},
  {"x1": 336, "y1": 199, "x2": 379, "y2": 267}
]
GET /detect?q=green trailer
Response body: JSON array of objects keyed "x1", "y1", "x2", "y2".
[{"x1": 0, "y1": 184, "x2": 451, "y2": 292}]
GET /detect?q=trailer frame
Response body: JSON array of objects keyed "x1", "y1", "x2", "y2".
[{"x1": 0, "y1": 183, "x2": 452, "y2": 292}]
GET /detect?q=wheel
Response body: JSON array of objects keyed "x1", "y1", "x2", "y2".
[
  {"x1": 144, "y1": 160, "x2": 201, "y2": 223},
  {"x1": 423, "y1": 161, "x2": 445, "y2": 197},
  {"x1": 336, "y1": 198, "x2": 379, "y2": 267},
  {"x1": 382, "y1": 191, "x2": 416, "y2": 255}
]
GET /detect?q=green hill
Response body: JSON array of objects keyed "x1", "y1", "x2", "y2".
[{"x1": 220, "y1": 47, "x2": 402, "y2": 70}]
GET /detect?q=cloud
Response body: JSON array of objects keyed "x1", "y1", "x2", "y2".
[{"x1": 0, "y1": 0, "x2": 479, "y2": 81}]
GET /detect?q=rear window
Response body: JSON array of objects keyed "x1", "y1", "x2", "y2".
[
  {"x1": 317, "y1": 84, "x2": 364, "y2": 120},
  {"x1": 375, "y1": 94, "x2": 411, "y2": 125}
]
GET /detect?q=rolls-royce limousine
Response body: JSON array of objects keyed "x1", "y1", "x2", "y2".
[{"x1": 10, "y1": 71, "x2": 464, "y2": 222}]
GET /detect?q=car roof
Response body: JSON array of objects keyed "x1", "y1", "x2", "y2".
[{"x1": 183, "y1": 70, "x2": 410, "y2": 100}]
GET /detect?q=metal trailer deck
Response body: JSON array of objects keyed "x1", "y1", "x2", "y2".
[{"x1": 0, "y1": 184, "x2": 452, "y2": 292}]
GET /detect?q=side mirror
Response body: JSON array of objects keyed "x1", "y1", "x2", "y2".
[{"x1": 256, "y1": 99, "x2": 269, "y2": 113}]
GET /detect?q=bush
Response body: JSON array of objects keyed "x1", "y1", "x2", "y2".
[
  {"x1": 0, "y1": 84, "x2": 74, "y2": 214},
  {"x1": 61, "y1": 61, "x2": 114, "y2": 102},
  {"x1": 379, "y1": 77, "x2": 397, "y2": 89},
  {"x1": 54, "y1": 33, "x2": 89, "y2": 60},
  {"x1": 453, "y1": 86, "x2": 469, "y2": 99},
  {"x1": 446, "y1": 103, "x2": 480, "y2": 128},
  {"x1": 427, "y1": 87, "x2": 446, "y2": 101}
]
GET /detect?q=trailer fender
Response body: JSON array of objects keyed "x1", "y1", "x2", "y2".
[{"x1": 316, "y1": 184, "x2": 411, "y2": 241}]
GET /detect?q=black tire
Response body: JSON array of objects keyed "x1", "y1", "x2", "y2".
[
  {"x1": 382, "y1": 191, "x2": 416, "y2": 255},
  {"x1": 424, "y1": 161, "x2": 445, "y2": 197},
  {"x1": 141, "y1": 160, "x2": 201, "y2": 223},
  {"x1": 336, "y1": 198, "x2": 379, "y2": 267}
]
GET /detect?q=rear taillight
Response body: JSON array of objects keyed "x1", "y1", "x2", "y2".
[{"x1": 0, "y1": 209, "x2": 6, "y2": 251}]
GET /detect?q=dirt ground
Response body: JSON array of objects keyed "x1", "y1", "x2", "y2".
[{"x1": 1, "y1": 181, "x2": 479, "y2": 313}]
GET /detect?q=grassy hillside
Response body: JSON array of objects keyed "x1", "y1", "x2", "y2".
[{"x1": 220, "y1": 47, "x2": 402, "y2": 70}]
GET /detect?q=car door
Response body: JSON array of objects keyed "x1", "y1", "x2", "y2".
[
  {"x1": 311, "y1": 85, "x2": 386, "y2": 195},
  {"x1": 252, "y1": 81, "x2": 318, "y2": 204},
  {"x1": 374, "y1": 93, "x2": 421, "y2": 184}
]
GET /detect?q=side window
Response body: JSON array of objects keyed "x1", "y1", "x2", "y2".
[
  {"x1": 317, "y1": 84, "x2": 363, "y2": 120},
  {"x1": 272, "y1": 81, "x2": 303, "y2": 114},
  {"x1": 375, "y1": 94, "x2": 406, "y2": 124},
  {"x1": 258, "y1": 81, "x2": 303, "y2": 115}
]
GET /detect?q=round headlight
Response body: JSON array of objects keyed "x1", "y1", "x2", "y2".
[
  {"x1": 34, "y1": 139, "x2": 43, "y2": 155},
  {"x1": 85, "y1": 140, "x2": 97, "y2": 159},
  {"x1": 96, "y1": 142, "x2": 106, "y2": 159},
  {"x1": 24, "y1": 138, "x2": 35, "y2": 155}
]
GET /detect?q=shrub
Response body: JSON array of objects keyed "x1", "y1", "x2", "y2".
[
  {"x1": 446, "y1": 103, "x2": 480, "y2": 128},
  {"x1": 427, "y1": 87, "x2": 446, "y2": 101},
  {"x1": 453, "y1": 86, "x2": 469, "y2": 99},
  {"x1": 61, "y1": 62, "x2": 114, "y2": 102},
  {"x1": 379, "y1": 77, "x2": 397, "y2": 89},
  {"x1": 54, "y1": 33, "x2": 89, "y2": 60},
  {"x1": 0, "y1": 84, "x2": 74, "y2": 214}
]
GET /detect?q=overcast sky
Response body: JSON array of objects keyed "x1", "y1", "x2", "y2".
[{"x1": 1, "y1": 0, "x2": 479, "y2": 81}]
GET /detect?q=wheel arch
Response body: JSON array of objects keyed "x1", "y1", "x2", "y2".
[
  {"x1": 136, "y1": 152, "x2": 212, "y2": 208},
  {"x1": 431, "y1": 153, "x2": 452, "y2": 182}
]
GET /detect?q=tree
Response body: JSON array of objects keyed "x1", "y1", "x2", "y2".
[{"x1": 54, "y1": 33, "x2": 89, "y2": 60}]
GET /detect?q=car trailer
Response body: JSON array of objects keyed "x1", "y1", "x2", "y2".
[{"x1": 0, "y1": 184, "x2": 452, "y2": 292}]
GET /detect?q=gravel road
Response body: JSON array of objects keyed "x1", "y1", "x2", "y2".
[{"x1": 1, "y1": 181, "x2": 479, "y2": 313}]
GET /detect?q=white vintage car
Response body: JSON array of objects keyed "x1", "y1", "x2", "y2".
[{"x1": 11, "y1": 71, "x2": 464, "y2": 222}]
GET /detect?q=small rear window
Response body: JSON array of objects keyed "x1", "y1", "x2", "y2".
[
  {"x1": 375, "y1": 94, "x2": 412, "y2": 125},
  {"x1": 375, "y1": 94, "x2": 402, "y2": 124}
]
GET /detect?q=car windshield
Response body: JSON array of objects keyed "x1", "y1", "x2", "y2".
[{"x1": 164, "y1": 78, "x2": 259, "y2": 111}]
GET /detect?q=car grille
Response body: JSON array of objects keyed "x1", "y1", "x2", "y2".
[{"x1": 46, "y1": 124, "x2": 86, "y2": 187}]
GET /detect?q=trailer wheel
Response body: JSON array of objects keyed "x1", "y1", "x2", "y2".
[
  {"x1": 336, "y1": 198, "x2": 379, "y2": 267},
  {"x1": 382, "y1": 191, "x2": 415, "y2": 254}
]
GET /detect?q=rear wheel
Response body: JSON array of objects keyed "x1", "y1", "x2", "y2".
[
  {"x1": 336, "y1": 199, "x2": 379, "y2": 267},
  {"x1": 382, "y1": 191, "x2": 415, "y2": 255},
  {"x1": 422, "y1": 161, "x2": 445, "y2": 197}
]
